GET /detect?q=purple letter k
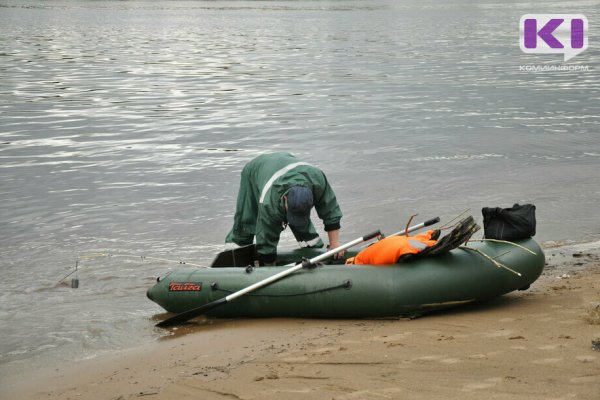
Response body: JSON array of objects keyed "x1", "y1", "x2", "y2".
[{"x1": 524, "y1": 18, "x2": 564, "y2": 49}]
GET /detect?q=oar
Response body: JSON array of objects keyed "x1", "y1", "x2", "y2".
[
  {"x1": 156, "y1": 230, "x2": 382, "y2": 328},
  {"x1": 388, "y1": 217, "x2": 440, "y2": 237}
]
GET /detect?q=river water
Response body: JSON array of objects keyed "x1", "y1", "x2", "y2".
[{"x1": 1, "y1": 0, "x2": 599, "y2": 380}]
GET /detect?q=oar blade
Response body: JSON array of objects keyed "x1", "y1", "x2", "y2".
[
  {"x1": 156, "y1": 297, "x2": 227, "y2": 328},
  {"x1": 210, "y1": 244, "x2": 257, "y2": 268}
]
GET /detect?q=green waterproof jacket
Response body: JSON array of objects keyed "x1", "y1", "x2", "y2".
[{"x1": 225, "y1": 152, "x2": 342, "y2": 262}]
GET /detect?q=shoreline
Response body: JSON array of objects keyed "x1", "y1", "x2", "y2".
[{"x1": 2, "y1": 243, "x2": 600, "y2": 400}]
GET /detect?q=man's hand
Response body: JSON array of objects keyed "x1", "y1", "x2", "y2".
[
  {"x1": 327, "y1": 244, "x2": 346, "y2": 260},
  {"x1": 326, "y1": 229, "x2": 345, "y2": 259}
]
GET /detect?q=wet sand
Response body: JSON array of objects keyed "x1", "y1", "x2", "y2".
[{"x1": 3, "y1": 251, "x2": 599, "y2": 400}]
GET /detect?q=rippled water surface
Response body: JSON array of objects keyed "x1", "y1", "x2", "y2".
[{"x1": 1, "y1": 0, "x2": 599, "y2": 379}]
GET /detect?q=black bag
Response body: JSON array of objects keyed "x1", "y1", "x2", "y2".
[{"x1": 482, "y1": 204, "x2": 536, "y2": 240}]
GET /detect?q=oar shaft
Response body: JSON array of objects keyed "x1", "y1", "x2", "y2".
[
  {"x1": 388, "y1": 217, "x2": 440, "y2": 237},
  {"x1": 226, "y1": 263, "x2": 304, "y2": 302}
]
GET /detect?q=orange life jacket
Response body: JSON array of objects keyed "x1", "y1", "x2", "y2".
[{"x1": 346, "y1": 230, "x2": 438, "y2": 266}]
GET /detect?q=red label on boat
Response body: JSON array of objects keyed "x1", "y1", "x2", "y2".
[{"x1": 168, "y1": 282, "x2": 202, "y2": 291}]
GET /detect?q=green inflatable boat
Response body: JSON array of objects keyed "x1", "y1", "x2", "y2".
[{"x1": 147, "y1": 238, "x2": 545, "y2": 319}]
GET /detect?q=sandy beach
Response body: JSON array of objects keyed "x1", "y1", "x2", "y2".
[{"x1": 3, "y1": 249, "x2": 599, "y2": 400}]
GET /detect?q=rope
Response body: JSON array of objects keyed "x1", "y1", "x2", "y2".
[
  {"x1": 460, "y1": 246, "x2": 522, "y2": 277},
  {"x1": 458, "y1": 238, "x2": 539, "y2": 277},
  {"x1": 58, "y1": 252, "x2": 209, "y2": 284},
  {"x1": 467, "y1": 239, "x2": 537, "y2": 255},
  {"x1": 76, "y1": 252, "x2": 210, "y2": 268}
]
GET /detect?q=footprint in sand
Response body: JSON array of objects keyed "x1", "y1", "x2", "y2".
[
  {"x1": 412, "y1": 355, "x2": 444, "y2": 363},
  {"x1": 510, "y1": 345, "x2": 527, "y2": 350},
  {"x1": 440, "y1": 358, "x2": 461, "y2": 364},
  {"x1": 575, "y1": 355, "x2": 596, "y2": 363},
  {"x1": 409, "y1": 355, "x2": 462, "y2": 364},
  {"x1": 467, "y1": 351, "x2": 503, "y2": 359},
  {"x1": 462, "y1": 377, "x2": 503, "y2": 391},
  {"x1": 538, "y1": 344, "x2": 562, "y2": 350},
  {"x1": 309, "y1": 346, "x2": 339, "y2": 355}
]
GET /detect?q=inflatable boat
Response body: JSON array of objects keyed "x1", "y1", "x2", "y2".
[{"x1": 147, "y1": 238, "x2": 545, "y2": 320}]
